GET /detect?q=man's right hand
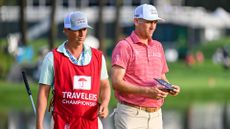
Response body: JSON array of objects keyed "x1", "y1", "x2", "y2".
[{"x1": 145, "y1": 86, "x2": 169, "y2": 99}]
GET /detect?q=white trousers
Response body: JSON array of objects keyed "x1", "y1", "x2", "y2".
[{"x1": 114, "y1": 103, "x2": 163, "y2": 129}]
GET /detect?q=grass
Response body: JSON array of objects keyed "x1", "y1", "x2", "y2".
[
  {"x1": 163, "y1": 60, "x2": 230, "y2": 110},
  {"x1": 0, "y1": 81, "x2": 38, "y2": 112}
]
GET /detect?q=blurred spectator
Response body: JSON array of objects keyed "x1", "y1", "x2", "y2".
[
  {"x1": 195, "y1": 50, "x2": 204, "y2": 64},
  {"x1": 16, "y1": 46, "x2": 34, "y2": 63},
  {"x1": 222, "y1": 47, "x2": 230, "y2": 69},
  {"x1": 212, "y1": 47, "x2": 230, "y2": 70},
  {"x1": 186, "y1": 53, "x2": 196, "y2": 66},
  {"x1": 212, "y1": 48, "x2": 223, "y2": 64},
  {"x1": 165, "y1": 48, "x2": 179, "y2": 62},
  {"x1": 7, "y1": 33, "x2": 20, "y2": 56}
]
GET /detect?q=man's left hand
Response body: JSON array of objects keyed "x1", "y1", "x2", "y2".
[
  {"x1": 98, "y1": 103, "x2": 109, "y2": 118},
  {"x1": 169, "y1": 85, "x2": 180, "y2": 96}
]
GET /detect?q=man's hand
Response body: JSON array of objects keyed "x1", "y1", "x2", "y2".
[
  {"x1": 146, "y1": 86, "x2": 169, "y2": 100},
  {"x1": 169, "y1": 85, "x2": 180, "y2": 96},
  {"x1": 99, "y1": 79, "x2": 110, "y2": 118},
  {"x1": 98, "y1": 103, "x2": 109, "y2": 118}
]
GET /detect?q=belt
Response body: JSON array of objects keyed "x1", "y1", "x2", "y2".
[{"x1": 120, "y1": 101, "x2": 160, "y2": 113}]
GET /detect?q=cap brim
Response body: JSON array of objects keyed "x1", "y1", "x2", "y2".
[
  {"x1": 64, "y1": 24, "x2": 71, "y2": 28},
  {"x1": 156, "y1": 17, "x2": 165, "y2": 21},
  {"x1": 70, "y1": 24, "x2": 93, "y2": 31},
  {"x1": 145, "y1": 17, "x2": 165, "y2": 21}
]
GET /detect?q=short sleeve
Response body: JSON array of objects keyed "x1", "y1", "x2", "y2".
[
  {"x1": 39, "y1": 52, "x2": 54, "y2": 86},
  {"x1": 100, "y1": 55, "x2": 109, "y2": 80},
  {"x1": 111, "y1": 40, "x2": 132, "y2": 69}
]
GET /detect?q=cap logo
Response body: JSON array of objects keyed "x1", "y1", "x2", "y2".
[
  {"x1": 150, "y1": 9, "x2": 157, "y2": 15},
  {"x1": 76, "y1": 18, "x2": 86, "y2": 24},
  {"x1": 71, "y1": 18, "x2": 86, "y2": 26}
]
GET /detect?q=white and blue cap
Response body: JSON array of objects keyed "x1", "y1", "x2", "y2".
[
  {"x1": 134, "y1": 4, "x2": 164, "y2": 21},
  {"x1": 64, "y1": 11, "x2": 93, "y2": 30}
]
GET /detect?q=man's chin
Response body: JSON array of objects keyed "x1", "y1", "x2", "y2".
[
  {"x1": 77, "y1": 41, "x2": 84, "y2": 44},
  {"x1": 75, "y1": 39, "x2": 85, "y2": 43}
]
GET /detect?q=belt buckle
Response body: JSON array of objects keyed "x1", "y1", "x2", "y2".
[{"x1": 145, "y1": 107, "x2": 158, "y2": 112}]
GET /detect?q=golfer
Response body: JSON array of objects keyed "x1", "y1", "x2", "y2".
[
  {"x1": 111, "y1": 4, "x2": 180, "y2": 129},
  {"x1": 36, "y1": 11, "x2": 111, "y2": 129}
]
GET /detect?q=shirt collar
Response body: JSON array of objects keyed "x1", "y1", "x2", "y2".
[
  {"x1": 57, "y1": 40, "x2": 91, "y2": 57},
  {"x1": 130, "y1": 31, "x2": 154, "y2": 46}
]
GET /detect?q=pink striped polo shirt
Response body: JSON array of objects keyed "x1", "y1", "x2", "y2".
[{"x1": 112, "y1": 31, "x2": 169, "y2": 108}]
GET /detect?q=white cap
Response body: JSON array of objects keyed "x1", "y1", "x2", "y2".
[
  {"x1": 64, "y1": 11, "x2": 93, "y2": 31},
  {"x1": 134, "y1": 4, "x2": 164, "y2": 21}
]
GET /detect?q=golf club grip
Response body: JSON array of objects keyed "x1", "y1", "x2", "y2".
[{"x1": 22, "y1": 71, "x2": 32, "y2": 95}]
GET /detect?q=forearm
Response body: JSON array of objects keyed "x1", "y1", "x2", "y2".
[
  {"x1": 36, "y1": 84, "x2": 50, "y2": 129},
  {"x1": 112, "y1": 78, "x2": 147, "y2": 95},
  {"x1": 36, "y1": 99, "x2": 47, "y2": 129},
  {"x1": 111, "y1": 66, "x2": 148, "y2": 95},
  {"x1": 100, "y1": 79, "x2": 111, "y2": 106},
  {"x1": 98, "y1": 79, "x2": 111, "y2": 118},
  {"x1": 112, "y1": 77, "x2": 168, "y2": 100}
]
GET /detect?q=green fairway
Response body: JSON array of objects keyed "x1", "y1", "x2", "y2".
[
  {"x1": 164, "y1": 60, "x2": 230, "y2": 110},
  {"x1": 0, "y1": 60, "x2": 230, "y2": 112},
  {"x1": 0, "y1": 81, "x2": 38, "y2": 112}
]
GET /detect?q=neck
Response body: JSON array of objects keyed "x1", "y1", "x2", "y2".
[
  {"x1": 134, "y1": 30, "x2": 148, "y2": 45},
  {"x1": 65, "y1": 41, "x2": 84, "y2": 59}
]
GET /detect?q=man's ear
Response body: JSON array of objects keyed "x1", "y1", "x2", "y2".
[
  {"x1": 63, "y1": 28, "x2": 67, "y2": 33},
  {"x1": 133, "y1": 18, "x2": 139, "y2": 26},
  {"x1": 63, "y1": 28, "x2": 68, "y2": 35}
]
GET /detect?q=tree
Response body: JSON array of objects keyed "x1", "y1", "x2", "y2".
[
  {"x1": 0, "y1": 0, "x2": 3, "y2": 22},
  {"x1": 49, "y1": 0, "x2": 57, "y2": 50},
  {"x1": 114, "y1": 0, "x2": 122, "y2": 44},
  {"x1": 19, "y1": 0, "x2": 27, "y2": 45},
  {"x1": 98, "y1": 0, "x2": 105, "y2": 52}
]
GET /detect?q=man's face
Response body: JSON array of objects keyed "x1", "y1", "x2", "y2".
[
  {"x1": 65, "y1": 28, "x2": 88, "y2": 45},
  {"x1": 135, "y1": 18, "x2": 157, "y2": 39}
]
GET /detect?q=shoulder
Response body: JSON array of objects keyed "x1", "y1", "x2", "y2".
[
  {"x1": 44, "y1": 51, "x2": 54, "y2": 61},
  {"x1": 115, "y1": 38, "x2": 132, "y2": 50},
  {"x1": 90, "y1": 48, "x2": 103, "y2": 61},
  {"x1": 91, "y1": 47, "x2": 102, "y2": 55}
]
